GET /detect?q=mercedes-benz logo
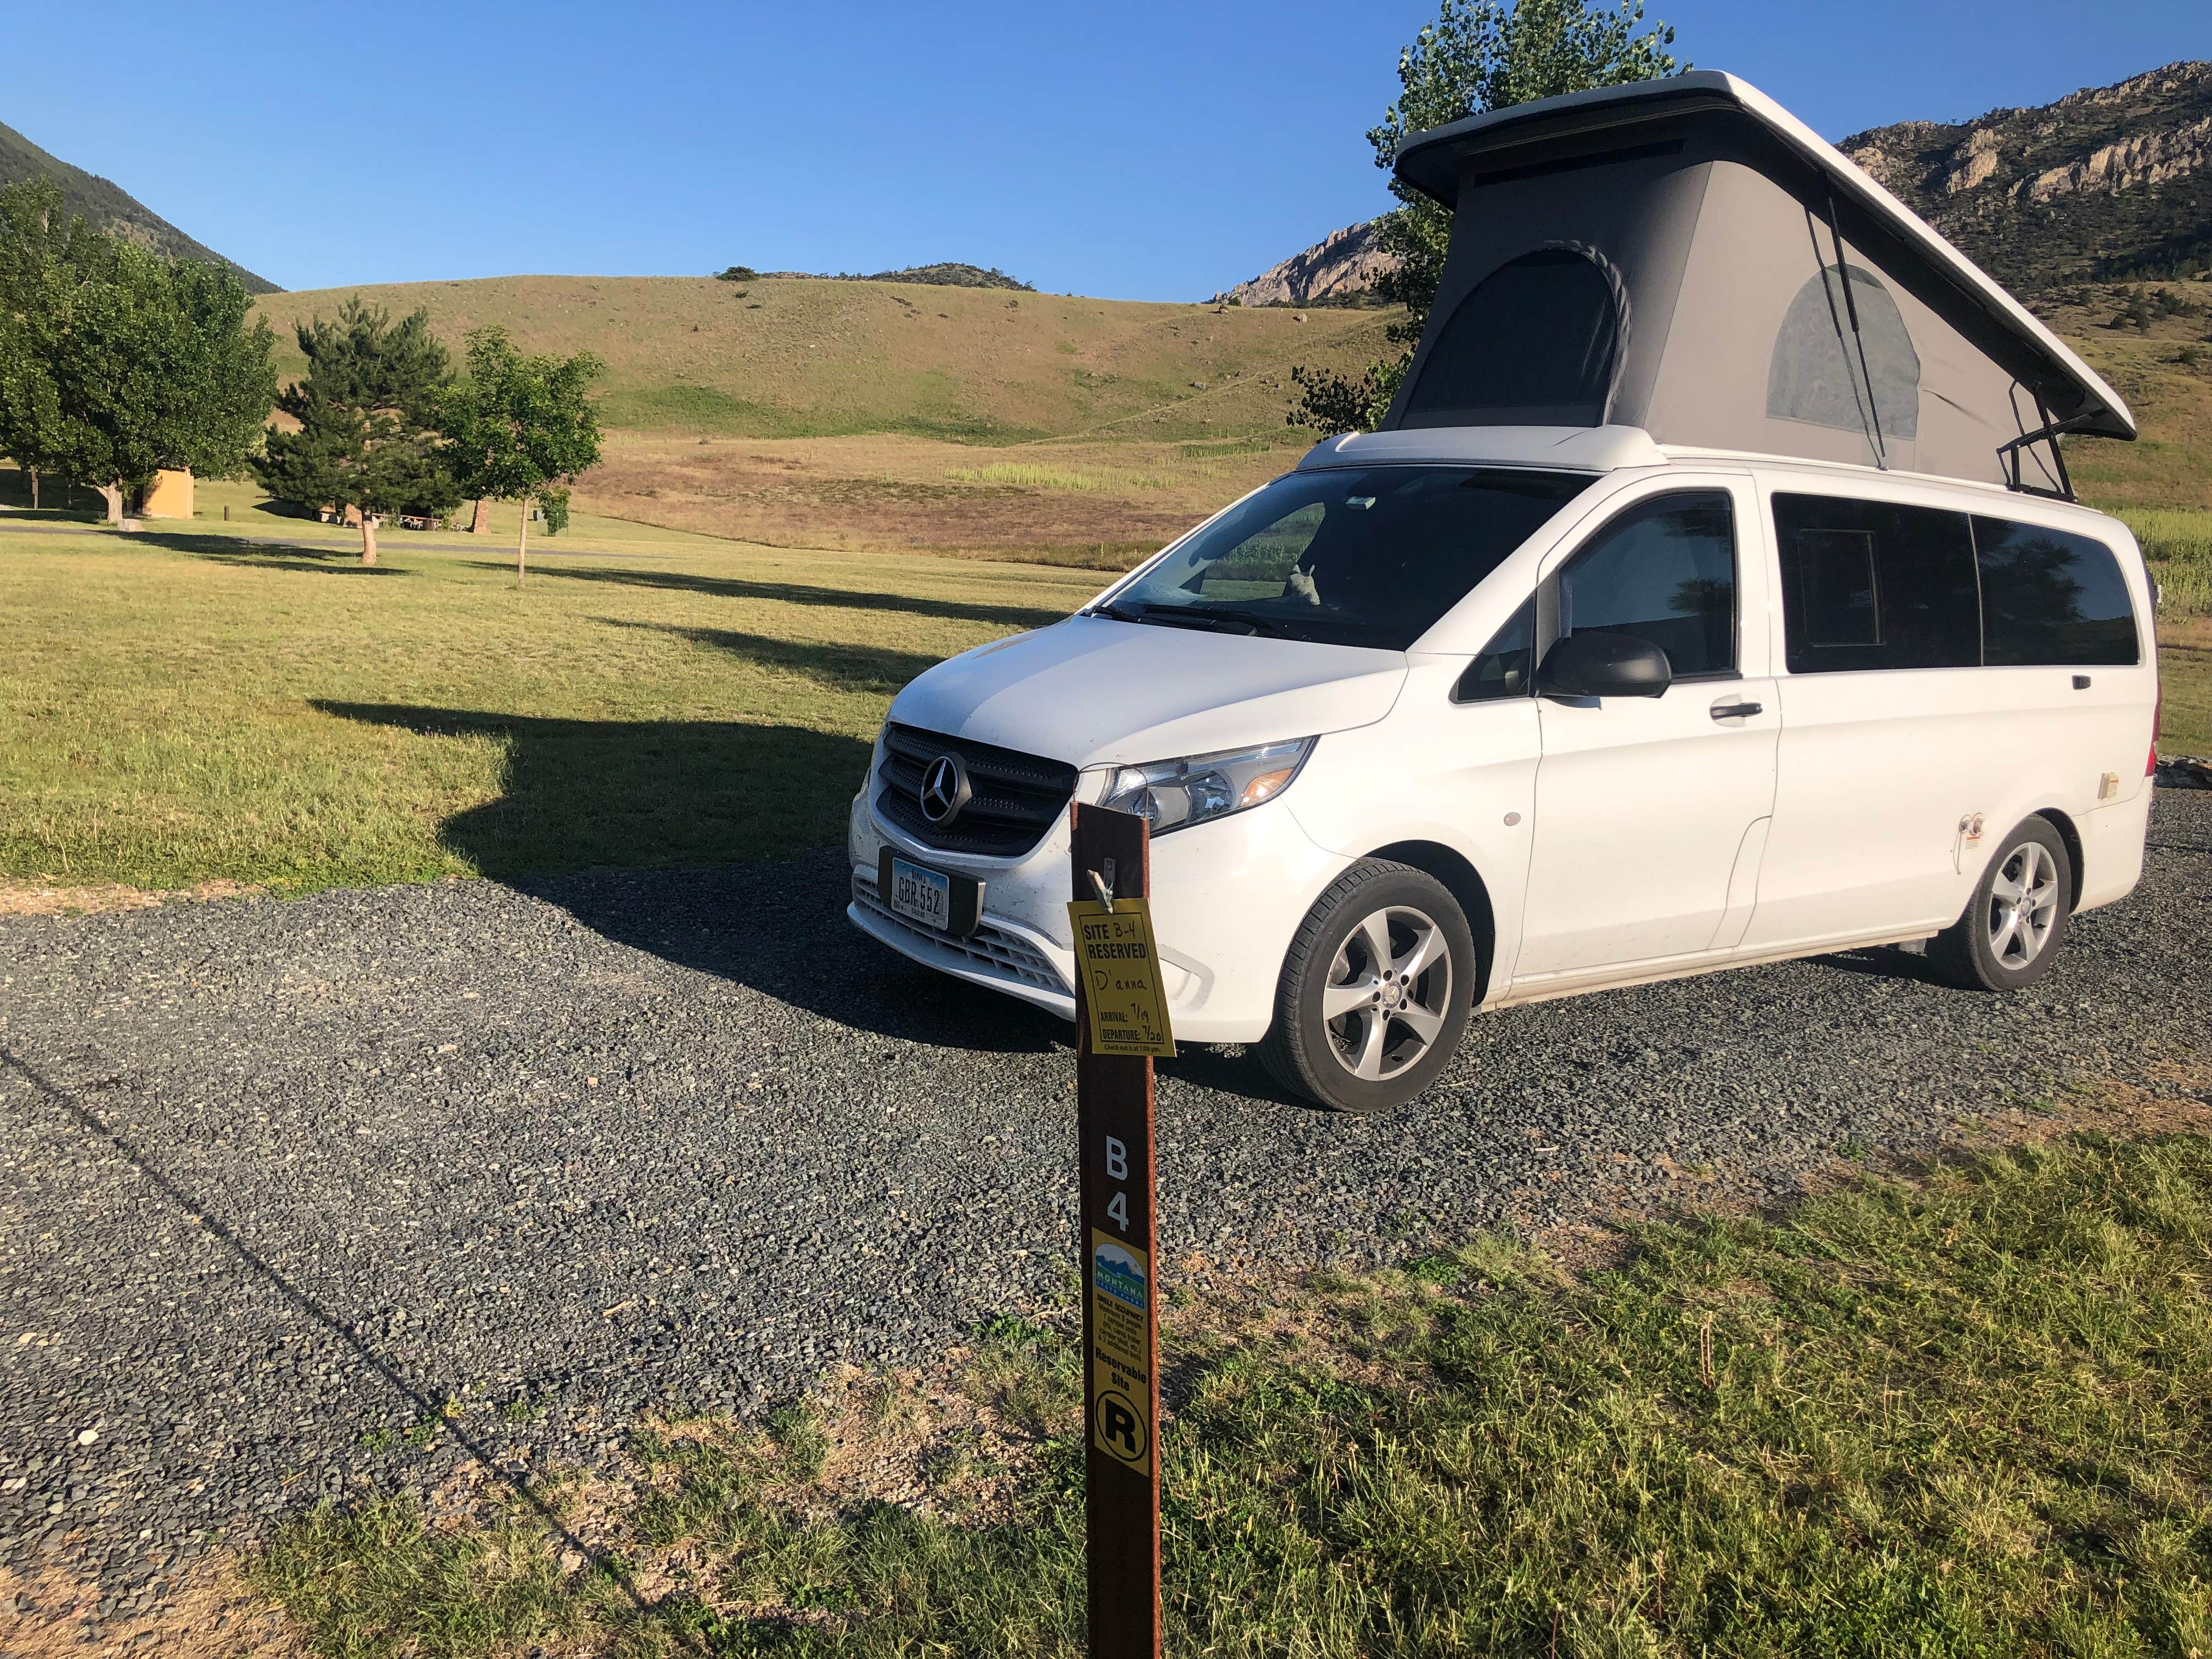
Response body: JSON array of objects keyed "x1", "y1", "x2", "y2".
[{"x1": 918, "y1": 753, "x2": 972, "y2": 826}]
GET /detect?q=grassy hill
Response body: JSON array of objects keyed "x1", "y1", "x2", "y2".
[
  {"x1": 252, "y1": 274, "x2": 1394, "y2": 562},
  {"x1": 255, "y1": 275, "x2": 1389, "y2": 447},
  {"x1": 250, "y1": 269, "x2": 2210, "y2": 565},
  {"x1": 2040, "y1": 281, "x2": 2212, "y2": 509}
]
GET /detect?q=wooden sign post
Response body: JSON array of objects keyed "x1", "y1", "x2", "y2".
[{"x1": 1068, "y1": 802, "x2": 1170, "y2": 1659}]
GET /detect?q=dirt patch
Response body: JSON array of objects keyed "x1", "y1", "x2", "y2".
[
  {"x1": 1952, "y1": 1061, "x2": 2212, "y2": 1146},
  {"x1": 0, "y1": 879, "x2": 266, "y2": 918},
  {"x1": 575, "y1": 431, "x2": 1297, "y2": 565},
  {"x1": 0, "y1": 1558, "x2": 303, "y2": 1658}
]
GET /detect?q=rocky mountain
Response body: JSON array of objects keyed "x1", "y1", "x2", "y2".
[
  {"x1": 1216, "y1": 221, "x2": 1397, "y2": 308},
  {"x1": 0, "y1": 117, "x2": 279, "y2": 294},
  {"x1": 1839, "y1": 61, "x2": 2212, "y2": 291},
  {"x1": 1230, "y1": 63, "x2": 2211, "y2": 307}
]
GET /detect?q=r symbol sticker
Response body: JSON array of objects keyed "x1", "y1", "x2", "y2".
[{"x1": 1094, "y1": 1389, "x2": 1148, "y2": 1463}]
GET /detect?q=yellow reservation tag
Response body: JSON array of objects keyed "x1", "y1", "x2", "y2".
[{"x1": 1065, "y1": 898, "x2": 1177, "y2": 1058}]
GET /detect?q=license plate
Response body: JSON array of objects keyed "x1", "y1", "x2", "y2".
[{"x1": 888, "y1": 856, "x2": 952, "y2": 931}]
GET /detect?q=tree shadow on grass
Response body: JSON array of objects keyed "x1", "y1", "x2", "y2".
[
  {"x1": 161, "y1": 533, "x2": 405, "y2": 575},
  {"x1": 598, "y1": 618, "x2": 946, "y2": 693},
  {"x1": 312, "y1": 700, "x2": 1063, "y2": 1053},
  {"x1": 519, "y1": 561, "x2": 1074, "y2": 631}
]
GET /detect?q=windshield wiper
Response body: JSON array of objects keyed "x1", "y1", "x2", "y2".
[
  {"x1": 1137, "y1": 604, "x2": 1256, "y2": 635},
  {"x1": 1088, "y1": 601, "x2": 1256, "y2": 635},
  {"x1": 1193, "y1": 607, "x2": 1322, "y2": 639}
]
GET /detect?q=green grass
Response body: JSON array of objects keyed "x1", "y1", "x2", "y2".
[
  {"x1": 0, "y1": 490, "x2": 1102, "y2": 892},
  {"x1": 2117, "y1": 505, "x2": 2212, "y2": 755},
  {"x1": 252, "y1": 1131, "x2": 2212, "y2": 1656},
  {"x1": 2158, "y1": 629, "x2": 2212, "y2": 758},
  {"x1": 3, "y1": 473, "x2": 2207, "y2": 896},
  {"x1": 2118, "y1": 505, "x2": 2212, "y2": 619}
]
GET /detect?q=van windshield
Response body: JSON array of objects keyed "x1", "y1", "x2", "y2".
[{"x1": 1094, "y1": 465, "x2": 1594, "y2": 650}]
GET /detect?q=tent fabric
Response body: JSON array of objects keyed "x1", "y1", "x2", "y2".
[
  {"x1": 1402, "y1": 246, "x2": 1626, "y2": 427},
  {"x1": 1382, "y1": 72, "x2": 2131, "y2": 492}
]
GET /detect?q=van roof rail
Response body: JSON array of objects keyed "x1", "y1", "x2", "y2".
[{"x1": 1297, "y1": 425, "x2": 1669, "y2": 473}]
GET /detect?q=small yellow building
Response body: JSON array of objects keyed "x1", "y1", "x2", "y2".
[{"x1": 137, "y1": 470, "x2": 194, "y2": 518}]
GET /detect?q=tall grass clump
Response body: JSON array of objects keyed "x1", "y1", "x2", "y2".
[
  {"x1": 2120, "y1": 506, "x2": 2212, "y2": 617},
  {"x1": 943, "y1": 461, "x2": 1183, "y2": 494},
  {"x1": 943, "y1": 462, "x2": 1109, "y2": 492}
]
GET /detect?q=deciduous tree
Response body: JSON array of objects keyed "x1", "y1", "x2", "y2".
[
  {"x1": 441, "y1": 326, "x2": 603, "y2": 585},
  {"x1": 1290, "y1": 0, "x2": 1682, "y2": 435},
  {"x1": 253, "y1": 300, "x2": 459, "y2": 564},
  {"x1": 0, "y1": 179, "x2": 275, "y2": 522}
]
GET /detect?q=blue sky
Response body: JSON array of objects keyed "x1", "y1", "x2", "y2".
[{"x1": 5, "y1": 1, "x2": 2205, "y2": 300}]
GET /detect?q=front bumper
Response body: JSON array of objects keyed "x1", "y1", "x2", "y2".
[
  {"x1": 845, "y1": 781, "x2": 1348, "y2": 1043},
  {"x1": 848, "y1": 866, "x2": 1076, "y2": 1021}
]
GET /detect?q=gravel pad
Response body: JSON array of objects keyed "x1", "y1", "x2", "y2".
[{"x1": 4, "y1": 791, "x2": 2208, "y2": 1595}]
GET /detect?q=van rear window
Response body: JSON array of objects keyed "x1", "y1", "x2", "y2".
[
  {"x1": 1971, "y1": 517, "x2": 2140, "y2": 666},
  {"x1": 1774, "y1": 494, "x2": 2141, "y2": 672}
]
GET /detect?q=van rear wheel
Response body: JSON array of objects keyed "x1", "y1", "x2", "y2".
[
  {"x1": 1258, "y1": 860, "x2": 1475, "y2": 1114},
  {"x1": 1927, "y1": 816, "x2": 2072, "y2": 992}
]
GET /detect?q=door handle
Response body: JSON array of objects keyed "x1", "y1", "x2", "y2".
[{"x1": 1709, "y1": 699, "x2": 1763, "y2": 721}]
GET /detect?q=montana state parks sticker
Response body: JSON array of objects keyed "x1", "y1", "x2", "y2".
[{"x1": 1088, "y1": 1231, "x2": 1154, "y2": 1474}]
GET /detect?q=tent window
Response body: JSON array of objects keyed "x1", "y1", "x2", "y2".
[
  {"x1": 1401, "y1": 248, "x2": 1621, "y2": 428},
  {"x1": 1767, "y1": 264, "x2": 1920, "y2": 440}
]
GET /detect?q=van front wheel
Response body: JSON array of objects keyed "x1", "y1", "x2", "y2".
[
  {"x1": 1258, "y1": 860, "x2": 1475, "y2": 1114},
  {"x1": 1927, "y1": 816, "x2": 2072, "y2": 991}
]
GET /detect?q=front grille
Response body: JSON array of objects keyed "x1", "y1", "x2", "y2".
[
  {"x1": 852, "y1": 870, "x2": 1070, "y2": 996},
  {"x1": 876, "y1": 723, "x2": 1077, "y2": 859}
]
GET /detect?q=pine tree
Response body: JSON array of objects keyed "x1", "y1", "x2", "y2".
[{"x1": 253, "y1": 300, "x2": 461, "y2": 563}]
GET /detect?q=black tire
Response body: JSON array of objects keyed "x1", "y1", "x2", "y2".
[
  {"x1": 1926, "y1": 815, "x2": 2073, "y2": 991},
  {"x1": 1257, "y1": 859, "x2": 1476, "y2": 1113}
]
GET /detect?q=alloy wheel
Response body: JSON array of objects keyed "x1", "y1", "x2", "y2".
[
  {"x1": 1986, "y1": 840, "x2": 2060, "y2": 969},
  {"x1": 1321, "y1": 905, "x2": 1453, "y2": 1082}
]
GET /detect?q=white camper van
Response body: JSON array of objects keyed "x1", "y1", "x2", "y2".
[{"x1": 846, "y1": 73, "x2": 2161, "y2": 1111}]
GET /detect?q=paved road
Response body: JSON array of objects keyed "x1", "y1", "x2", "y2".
[
  {"x1": 0, "y1": 511, "x2": 650, "y2": 561},
  {"x1": 4, "y1": 791, "x2": 2209, "y2": 1601}
]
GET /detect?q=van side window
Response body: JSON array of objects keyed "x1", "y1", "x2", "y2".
[
  {"x1": 1774, "y1": 494, "x2": 1978, "y2": 673},
  {"x1": 1972, "y1": 516, "x2": 2140, "y2": 666},
  {"x1": 1555, "y1": 492, "x2": 1737, "y2": 679},
  {"x1": 1455, "y1": 596, "x2": 1535, "y2": 702}
]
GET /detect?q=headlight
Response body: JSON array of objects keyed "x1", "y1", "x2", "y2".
[{"x1": 1098, "y1": 738, "x2": 1315, "y2": 835}]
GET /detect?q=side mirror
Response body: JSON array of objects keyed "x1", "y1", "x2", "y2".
[{"x1": 1538, "y1": 631, "x2": 1672, "y2": 699}]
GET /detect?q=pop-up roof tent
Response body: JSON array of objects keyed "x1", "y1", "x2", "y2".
[{"x1": 1383, "y1": 72, "x2": 2133, "y2": 495}]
